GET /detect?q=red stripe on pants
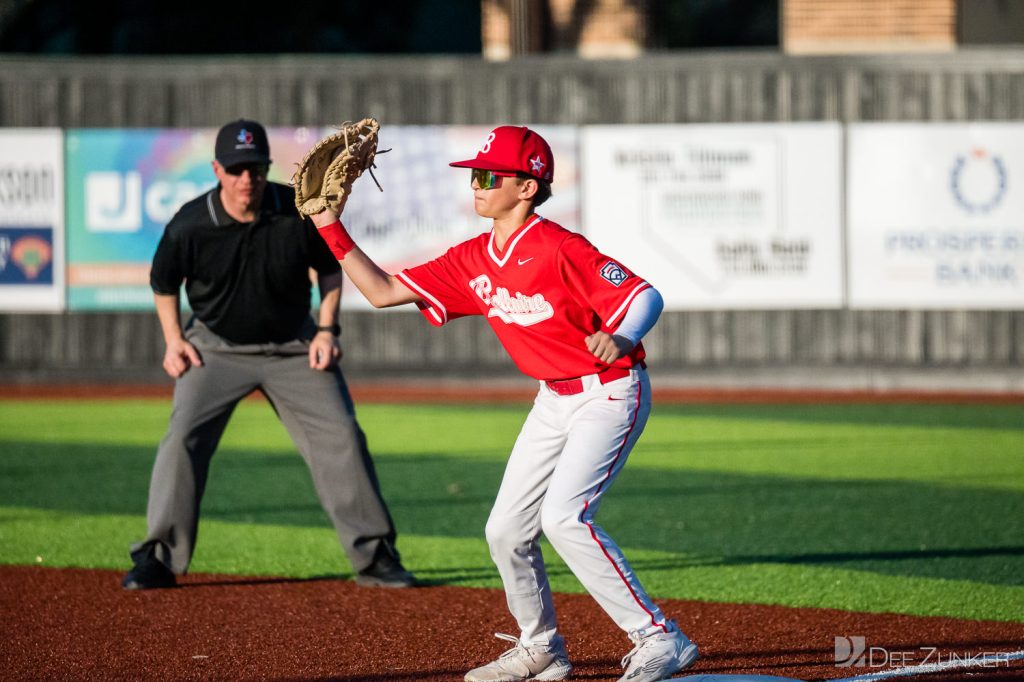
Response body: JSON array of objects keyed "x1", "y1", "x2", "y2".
[{"x1": 578, "y1": 379, "x2": 667, "y2": 634}]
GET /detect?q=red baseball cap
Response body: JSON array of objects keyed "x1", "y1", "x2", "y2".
[{"x1": 450, "y1": 125, "x2": 554, "y2": 182}]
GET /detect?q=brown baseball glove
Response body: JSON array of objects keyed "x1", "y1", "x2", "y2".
[{"x1": 292, "y1": 118, "x2": 382, "y2": 216}]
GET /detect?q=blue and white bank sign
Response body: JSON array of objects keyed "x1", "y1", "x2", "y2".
[{"x1": 848, "y1": 124, "x2": 1024, "y2": 309}]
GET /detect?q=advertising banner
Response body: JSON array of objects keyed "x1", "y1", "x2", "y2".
[
  {"x1": 63, "y1": 125, "x2": 578, "y2": 311},
  {"x1": 581, "y1": 123, "x2": 842, "y2": 309},
  {"x1": 64, "y1": 127, "x2": 326, "y2": 310},
  {"x1": 848, "y1": 123, "x2": 1024, "y2": 309},
  {"x1": 0, "y1": 129, "x2": 64, "y2": 311}
]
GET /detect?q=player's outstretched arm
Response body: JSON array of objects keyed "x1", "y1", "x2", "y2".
[
  {"x1": 339, "y1": 246, "x2": 422, "y2": 308},
  {"x1": 310, "y1": 209, "x2": 420, "y2": 309}
]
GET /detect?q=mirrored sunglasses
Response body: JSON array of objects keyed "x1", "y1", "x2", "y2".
[{"x1": 471, "y1": 168, "x2": 514, "y2": 190}]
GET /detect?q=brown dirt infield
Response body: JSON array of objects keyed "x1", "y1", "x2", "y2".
[
  {"x1": 3, "y1": 384, "x2": 1022, "y2": 680},
  {"x1": 1, "y1": 565, "x2": 1022, "y2": 682}
]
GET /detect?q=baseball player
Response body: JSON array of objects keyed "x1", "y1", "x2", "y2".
[{"x1": 310, "y1": 125, "x2": 697, "y2": 682}]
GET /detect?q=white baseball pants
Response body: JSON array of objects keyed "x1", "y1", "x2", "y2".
[{"x1": 485, "y1": 367, "x2": 670, "y2": 647}]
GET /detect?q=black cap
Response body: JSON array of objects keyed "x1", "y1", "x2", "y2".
[{"x1": 215, "y1": 119, "x2": 271, "y2": 167}]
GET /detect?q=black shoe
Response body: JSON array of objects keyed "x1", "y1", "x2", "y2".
[
  {"x1": 356, "y1": 546, "x2": 416, "y2": 588},
  {"x1": 122, "y1": 552, "x2": 176, "y2": 590}
]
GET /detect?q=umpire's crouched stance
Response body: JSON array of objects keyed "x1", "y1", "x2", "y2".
[{"x1": 123, "y1": 119, "x2": 414, "y2": 589}]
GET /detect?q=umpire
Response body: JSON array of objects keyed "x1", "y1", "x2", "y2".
[{"x1": 123, "y1": 119, "x2": 414, "y2": 589}]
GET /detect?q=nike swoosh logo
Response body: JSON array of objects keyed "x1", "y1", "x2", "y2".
[
  {"x1": 518, "y1": 257, "x2": 534, "y2": 265},
  {"x1": 608, "y1": 396, "x2": 626, "y2": 401}
]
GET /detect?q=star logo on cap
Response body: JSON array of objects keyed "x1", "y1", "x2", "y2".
[
  {"x1": 237, "y1": 129, "x2": 254, "y2": 145},
  {"x1": 529, "y1": 155, "x2": 546, "y2": 174}
]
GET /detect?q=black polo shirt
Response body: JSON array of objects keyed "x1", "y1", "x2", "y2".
[{"x1": 150, "y1": 182, "x2": 341, "y2": 345}]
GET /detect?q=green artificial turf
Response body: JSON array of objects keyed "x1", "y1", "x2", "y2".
[{"x1": 1, "y1": 398, "x2": 1022, "y2": 621}]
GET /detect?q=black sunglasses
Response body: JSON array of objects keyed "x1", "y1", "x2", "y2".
[{"x1": 224, "y1": 163, "x2": 269, "y2": 177}]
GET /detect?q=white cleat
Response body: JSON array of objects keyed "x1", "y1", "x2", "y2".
[
  {"x1": 618, "y1": 620, "x2": 699, "y2": 682},
  {"x1": 465, "y1": 633, "x2": 573, "y2": 682}
]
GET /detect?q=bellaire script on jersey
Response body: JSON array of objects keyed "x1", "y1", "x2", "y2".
[{"x1": 469, "y1": 274, "x2": 554, "y2": 327}]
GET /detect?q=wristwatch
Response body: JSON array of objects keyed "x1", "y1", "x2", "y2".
[{"x1": 316, "y1": 323, "x2": 341, "y2": 336}]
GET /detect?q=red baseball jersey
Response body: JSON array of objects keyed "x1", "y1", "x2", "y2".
[{"x1": 396, "y1": 215, "x2": 650, "y2": 381}]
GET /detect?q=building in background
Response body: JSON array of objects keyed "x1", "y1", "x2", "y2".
[
  {"x1": 783, "y1": 0, "x2": 958, "y2": 54},
  {"x1": 783, "y1": 0, "x2": 1024, "y2": 54},
  {"x1": 482, "y1": 0, "x2": 778, "y2": 59},
  {"x1": 1, "y1": 0, "x2": 1022, "y2": 57},
  {"x1": 481, "y1": 0, "x2": 1024, "y2": 59}
]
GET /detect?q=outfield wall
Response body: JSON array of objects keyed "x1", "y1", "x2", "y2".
[
  {"x1": 3, "y1": 309, "x2": 1022, "y2": 390},
  {"x1": 1, "y1": 52, "x2": 1023, "y2": 387},
  {"x1": 4, "y1": 51, "x2": 1024, "y2": 127}
]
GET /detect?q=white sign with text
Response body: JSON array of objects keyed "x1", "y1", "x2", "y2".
[
  {"x1": 581, "y1": 123, "x2": 842, "y2": 309},
  {"x1": 0, "y1": 129, "x2": 65, "y2": 311}
]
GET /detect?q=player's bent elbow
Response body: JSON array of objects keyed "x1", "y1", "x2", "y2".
[
  {"x1": 363, "y1": 292, "x2": 390, "y2": 308},
  {"x1": 363, "y1": 288, "x2": 406, "y2": 309}
]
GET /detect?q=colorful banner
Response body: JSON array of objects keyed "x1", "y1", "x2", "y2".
[
  {"x1": 848, "y1": 124, "x2": 1024, "y2": 309},
  {"x1": 338, "y1": 125, "x2": 579, "y2": 309},
  {"x1": 0, "y1": 129, "x2": 65, "y2": 311},
  {"x1": 581, "y1": 123, "x2": 843, "y2": 309},
  {"x1": 63, "y1": 125, "x2": 578, "y2": 311},
  {"x1": 64, "y1": 127, "x2": 328, "y2": 309}
]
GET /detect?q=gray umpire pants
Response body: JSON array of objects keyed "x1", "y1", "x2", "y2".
[{"x1": 134, "y1": 320, "x2": 397, "y2": 575}]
